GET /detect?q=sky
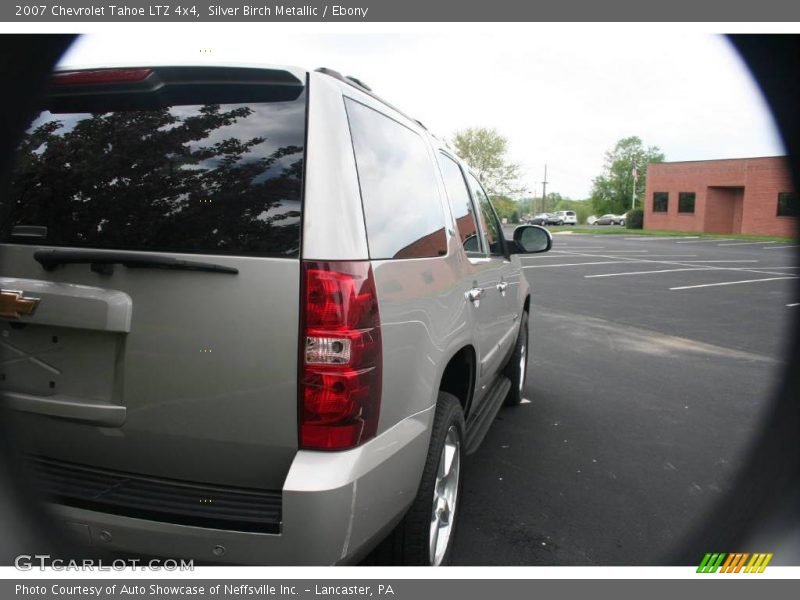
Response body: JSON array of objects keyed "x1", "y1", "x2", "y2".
[{"x1": 58, "y1": 26, "x2": 784, "y2": 200}]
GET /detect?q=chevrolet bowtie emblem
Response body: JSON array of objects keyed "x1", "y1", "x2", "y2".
[{"x1": 0, "y1": 289, "x2": 41, "y2": 319}]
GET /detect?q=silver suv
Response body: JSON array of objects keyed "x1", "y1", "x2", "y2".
[
  {"x1": 0, "y1": 65, "x2": 552, "y2": 565},
  {"x1": 551, "y1": 210, "x2": 577, "y2": 226}
]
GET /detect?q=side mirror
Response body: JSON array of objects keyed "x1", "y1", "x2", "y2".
[{"x1": 511, "y1": 224, "x2": 552, "y2": 254}]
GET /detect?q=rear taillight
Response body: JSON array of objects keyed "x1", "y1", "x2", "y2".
[
  {"x1": 299, "y1": 261, "x2": 382, "y2": 450},
  {"x1": 52, "y1": 69, "x2": 152, "y2": 86}
]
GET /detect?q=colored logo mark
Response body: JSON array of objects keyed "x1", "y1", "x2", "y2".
[
  {"x1": 0, "y1": 289, "x2": 40, "y2": 319},
  {"x1": 697, "y1": 552, "x2": 773, "y2": 573}
]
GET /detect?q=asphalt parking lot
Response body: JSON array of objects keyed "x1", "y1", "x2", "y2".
[{"x1": 452, "y1": 232, "x2": 799, "y2": 565}]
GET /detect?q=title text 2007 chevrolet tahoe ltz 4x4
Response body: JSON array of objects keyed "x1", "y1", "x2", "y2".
[{"x1": 0, "y1": 65, "x2": 552, "y2": 565}]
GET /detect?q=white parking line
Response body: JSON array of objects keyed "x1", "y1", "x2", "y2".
[
  {"x1": 763, "y1": 245, "x2": 800, "y2": 250},
  {"x1": 586, "y1": 268, "x2": 713, "y2": 278},
  {"x1": 585, "y1": 264, "x2": 796, "y2": 279},
  {"x1": 583, "y1": 264, "x2": 779, "y2": 278},
  {"x1": 788, "y1": 303, "x2": 800, "y2": 307},
  {"x1": 521, "y1": 253, "x2": 586, "y2": 259},
  {"x1": 522, "y1": 260, "x2": 640, "y2": 269},
  {"x1": 551, "y1": 250, "x2": 790, "y2": 277},
  {"x1": 670, "y1": 276, "x2": 799, "y2": 291},
  {"x1": 519, "y1": 253, "x2": 616, "y2": 260},
  {"x1": 726, "y1": 268, "x2": 800, "y2": 275},
  {"x1": 623, "y1": 237, "x2": 699, "y2": 241},
  {"x1": 550, "y1": 250, "x2": 648, "y2": 255},
  {"x1": 551, "y1": 251, "x2": 699, "y2": 258},
  {"x1": 717, "y1": 241, "x2": 777, "y2": 247},
  {"x1": 675, "y1": 239, "x2": 736, "y2": 244},
  {"x1": 677, "y1": 260, "x2": 758, "y2": 263}
]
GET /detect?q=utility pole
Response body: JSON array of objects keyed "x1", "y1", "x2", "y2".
[
  {"x1": 541, "y1": 164, "x2": 549, "y2": 212},
  {"x1": 529, "y1": 186, "x2": 535, "y2": 218},
  {"x1": 631, "y1": 165, "x2": 638, "y2": 211}
]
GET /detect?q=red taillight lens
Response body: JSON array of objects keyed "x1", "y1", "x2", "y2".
[
  {"x1": 300, "y1": 262, "x2": 382, "y2": 450},
  {"x1": 52, "y1": 69, "x2": 153, "y2": 86}
]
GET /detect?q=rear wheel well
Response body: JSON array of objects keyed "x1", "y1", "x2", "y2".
[
  {"x1": 523, "y1": 295, "x2": 530, "y2": 316},
  {"x1": 438, "y1": 346, "x2": 476, "y2": 418}
]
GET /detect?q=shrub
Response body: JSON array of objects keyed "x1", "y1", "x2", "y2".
[{"x1": 626, "y1": 208, "x2": 644, "y2": 229}]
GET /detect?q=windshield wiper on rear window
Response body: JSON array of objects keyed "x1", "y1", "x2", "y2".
[{"x1": 33, "y1": 249, "x2": 239, "y2": 275}]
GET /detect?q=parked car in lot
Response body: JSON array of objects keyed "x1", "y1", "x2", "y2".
[
  {"x1": 0, "y1": 64, "x2": 554, "y2": 566},
  {"x1": 528, "y1": 213, "x2": 566, "y2": 226},
  {"x1": 528, "y1": 212, "x2": 552, "y2": 225},
  {"x1": 550, "y1": 210, "x2": 577, "y2": 226},
  {"x1": 593, "y1": 213, "x2": 627, "y2": 226},
  {"x1": 586, "y1": 215, "x2": 598, "y2": 225}
]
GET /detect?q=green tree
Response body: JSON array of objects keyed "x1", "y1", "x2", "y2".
[
  {"x1": 452, "y1": 127, "x2": 523, "y2": 198},
  {"x1": 489, "y1": 194, "x2": 518, "y2": 222},
  {"x1": 590, "y1": 136, "x2": 664, "y2": 215}
]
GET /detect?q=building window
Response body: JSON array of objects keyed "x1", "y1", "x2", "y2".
[
  {"x1": 653, "y1": 192, "x2": 669, "y2": 213},
  {"x1": 678, "y1": 192, "x2": 696, "y2": 214},
  {"x1": 777, "y1": 192, "x2": 799, "y2": 217}
]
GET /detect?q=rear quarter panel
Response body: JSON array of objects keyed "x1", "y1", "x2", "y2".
[{"x1": 302, "y1": 76, "x2": 479, "y2": 432}]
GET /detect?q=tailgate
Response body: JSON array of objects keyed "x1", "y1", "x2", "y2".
[{"x1": 0, "y1": 66, "x2": 307, "y2": 493}]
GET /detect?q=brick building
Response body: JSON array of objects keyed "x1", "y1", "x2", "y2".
[{"x1": 644, "y1": 156, "x2": 798, "y2": 237}]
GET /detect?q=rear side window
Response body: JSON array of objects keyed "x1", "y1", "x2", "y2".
[
  {"x1": 345, "y1": 98, "x2": 447, "y2": 260},
  {"x1": 2, "y1": 91, "x2": 306, "y2": 257},
  {"x1": 466, "y1": 173, "x2": 504, "y2": 256},
  {"x1": 437, "y1": 153, "x2": 482, "y2": 254}
]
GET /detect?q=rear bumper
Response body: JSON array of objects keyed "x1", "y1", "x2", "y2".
[{"x1": 48, "y1": 406, "x2": 435, "y2": 565}]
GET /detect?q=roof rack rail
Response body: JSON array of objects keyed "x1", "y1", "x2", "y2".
[
  {"x1": 315, "y1": 67, "x2": 426, "y2": 131},
  {"x1": 344, "y1": 75, "x2": 371, "y2": 91},
  {"x1": 316, "y1": 67, "x2": 371, "y2": 92}
]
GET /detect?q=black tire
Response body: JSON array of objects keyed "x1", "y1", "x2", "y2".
[
  {"x1": 504, "y1": 311, "x2": 529, "y2": 406},
  {"x1": 371, "y1": 392, "x2": 466, "y2": 565},
  {"x1": 619, "y1": 220, "x2": 626, "y2": 227},
  {"x1": 557, "y1": 220, "x2": 563, "y2": 226}
]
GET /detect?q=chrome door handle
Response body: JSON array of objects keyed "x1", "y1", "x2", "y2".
[
  {"x1": 496, "y1": 281, "x2": 508, "y2": 295},
  {"x1": 465, "y1": 287, "x2": 484, "y2": 306}
]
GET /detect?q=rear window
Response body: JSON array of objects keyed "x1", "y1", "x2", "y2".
[
  {"x1": 1, "y1": 82, "x2": 306, "y2": 257},
  {"x1": 344, "y1": 98, "x2": 447, "y2": 260}
]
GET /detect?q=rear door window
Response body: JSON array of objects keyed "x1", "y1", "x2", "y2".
[
  {"x1": 345, "y1": 98, "x2": 447, "y2": 260},
  {"x1": 466, "y1": 173, "x2": 505, "y2": 256},
  {"x1": 437, "y1": 153, "x2": 483, "y2": 254},
  {"x1": 2, "y1": 84, "x2": 306, "y2": 257}
]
